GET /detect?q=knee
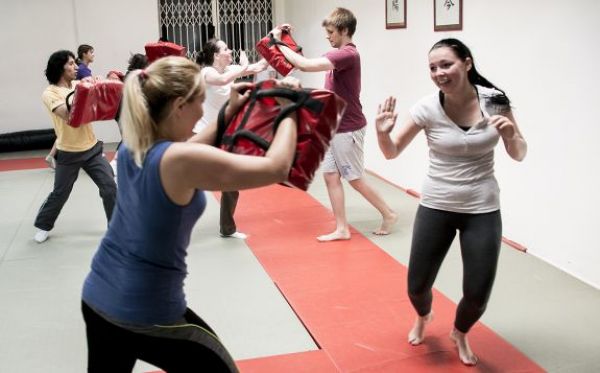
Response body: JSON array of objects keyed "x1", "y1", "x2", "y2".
[
  {"x1": 407, "y1": 279, "x2": 429, "y2": 300},
  {"x1": 348, "y1": 178, "x2": 365, "y2": 190},
  {"x1": 323, "y1": 173, "x2": 341, "y2": 186},
  {"x1": 462, "y1": 293, "x2": 489, "y2": 314}
]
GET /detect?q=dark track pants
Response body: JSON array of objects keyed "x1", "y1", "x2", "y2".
[{"x1": 34, "y1": 142, "x2": 116, "y2": 231}]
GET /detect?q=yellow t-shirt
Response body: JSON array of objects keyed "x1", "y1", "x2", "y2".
[{"x1": 42, "y1": 82, "x2": 97, "y2": 152}]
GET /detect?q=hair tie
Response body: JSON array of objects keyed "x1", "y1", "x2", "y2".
[{"x1": 139, "y1": 69, "x2": 148, "y2": 83}]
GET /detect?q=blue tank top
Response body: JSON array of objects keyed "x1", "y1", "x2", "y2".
[{"x1": 82, "y1": 141, "x2": 206, "y2": 325}]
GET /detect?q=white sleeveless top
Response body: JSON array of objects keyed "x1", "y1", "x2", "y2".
[{"x1": 193, "y1": 66, "x2": 232, "y2": 133}]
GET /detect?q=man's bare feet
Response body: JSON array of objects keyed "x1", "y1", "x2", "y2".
[
  {"x1": 373, "y1": 211, "x2": 398, "y2": 235},
  {"x1": 408, "y1": 312, "x2": 433, "y2": 345},
  {"x1": 317, "y1": 230, "x2": 351, "y2": 242},
  {"x1": 450, "y1": 328, "x2": 478, "y2": 366}
]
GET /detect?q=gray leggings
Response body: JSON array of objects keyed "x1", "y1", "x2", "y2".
[{"x1": 408, "y1": 205, "x2": 502, "y2": 333}]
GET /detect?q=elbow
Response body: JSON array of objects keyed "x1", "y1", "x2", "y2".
[
  {"x1": 513, "y1": 152, "x2": 527, "y2": 162},
  {"x1": 510, "y1": 143, "x2": 527, "y2": 162},
  {"x1": 383, "y1": 152, "x2": 396, "y2": 160},
  {"x1": 276, "y1": 163, "x2": 292, "y2": 182}
]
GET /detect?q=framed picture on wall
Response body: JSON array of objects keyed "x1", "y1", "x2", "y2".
[
  {"x1": 386, "y1": 0, "x2": 406, "y2": 29},
  {"x1": 434, "y1": 0, "x2": 462, "y2": 31}
]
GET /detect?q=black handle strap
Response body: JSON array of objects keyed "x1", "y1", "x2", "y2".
[
  {"x1": 216, "y1": 83, "x2": 325, "y2": 151},
  {"x1": 65, "y1": 90, "x2": 75, "y2": 112},
  {"x1": 267, "y1": 32, "x2": 302, "y2": 53}
]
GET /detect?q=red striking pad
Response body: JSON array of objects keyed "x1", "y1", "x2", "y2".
[
  {"x1": 216, "y1": 79, "x2": 346, "y2": 190},
  {"x1": 256, "y1": 30, "x2": 303, "y2": 77},
  {"x1": 106, "y1": 70, "x2": 125, "y2": 81},
  {"x1": 145, "y1": 41, "x2": 187, "y2": 63},
  {"x1": 67, "y1": 80, "x2": 124, "y2": 127}
]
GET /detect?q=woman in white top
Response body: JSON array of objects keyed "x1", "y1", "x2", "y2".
[
  {"x1": 194, "y1": 39, "x2": 268, "y2": 238},
  {"x1": 375, "y1": 38, "x2": 527, "y2": 366}
]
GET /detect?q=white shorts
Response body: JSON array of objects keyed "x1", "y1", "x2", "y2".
[{"x1": 321, "y1": 127, "x2": 366, "y2": 181}]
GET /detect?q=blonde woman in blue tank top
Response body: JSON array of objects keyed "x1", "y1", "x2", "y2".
[
  {"x1": 81, "y1": 56, "x2": 299, "y2": 372},
  {"x1": 375, "y1": 39, "x2": 527, "y2": 366}
]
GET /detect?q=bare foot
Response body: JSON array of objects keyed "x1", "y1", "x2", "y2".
[
  {"x1": 450, "y1": 328, "x2": 478, "y2": 366},
  {"x1": 373, "y1": 211, "x2": 398, "y2": 235},
  {"x1": 408, "y1": 312, "x2": 433, "y2": 345},
  {"x1": 317, "y1": 230, "x2": 351, "y2": 242}
]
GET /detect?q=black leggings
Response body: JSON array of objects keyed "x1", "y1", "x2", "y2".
[
  {"x1": 82, "y1": 301, "x2": 238, "y2": 372},
  {"x1": 407, "y1": 206, "x2": 502, "y2": 333}
]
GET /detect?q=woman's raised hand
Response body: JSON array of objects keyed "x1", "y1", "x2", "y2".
[
  {"x1": 376, "y1": 96, "x2": 398, "y2": 135},
  {"x1": 239, "y1": 51, "x2": 249, "y2": 69}
]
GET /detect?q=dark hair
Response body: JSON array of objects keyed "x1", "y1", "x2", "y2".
[
  {"x1": 321, "y1": 7, "x2": 357, "y2": 37},
  {"x1": 430, "y1": 38, "x2": 510, "y2": 108},
  {"x1": 45, "y1": 50, "x2": 76, "y2": 84},
  {"x1": 76, "y1": 44, "x2": 94, "y2": 64},
  {"x1": 126, "y1": 53, "x2": 148, "y2": 73},
  {"x1": 196, "y1": 39, "x2": 221, "y2": 66}
]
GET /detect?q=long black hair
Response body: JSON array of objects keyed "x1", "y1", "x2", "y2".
[
  {"x1": 431, "y1": 38, "x2": 510, "y2": 108},
  {"x1": 45, "y1": 50, "x2": 75, "y2": 84},
  {"x1": 195, "y1": 39, "x2": 221, "y2": 66}
]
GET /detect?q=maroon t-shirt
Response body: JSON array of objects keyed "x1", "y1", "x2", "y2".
[{"x1": 323, "y1": 43, "x2": 367, "y2": 133}]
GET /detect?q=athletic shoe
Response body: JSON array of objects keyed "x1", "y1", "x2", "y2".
[
  {"x1": 220, "y1": 231, "x2": 247, "y2": 239},
  {"x1": 34, "y1": 230, "x2": 49, "y2": 243}
]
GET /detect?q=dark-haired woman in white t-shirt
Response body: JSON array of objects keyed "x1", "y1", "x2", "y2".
[{"x1": 375, "y1": 38, "x2": 527, "y2": 366}]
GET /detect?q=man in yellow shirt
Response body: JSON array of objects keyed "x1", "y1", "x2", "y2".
[{"x1": 34, "y1": 50, "x2": 117, "y2": 243}]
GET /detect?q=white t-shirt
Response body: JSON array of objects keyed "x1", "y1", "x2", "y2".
[
  {"x1": 193, "y1": 66, "x2": 232, "y2": 133},
  {"x1": 409, "y1": 85, "x2": 504, "y2": 213}
]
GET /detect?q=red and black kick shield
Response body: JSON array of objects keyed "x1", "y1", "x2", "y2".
[
  {"x1": 145, "y1": 41, "x2": 187, "y2": 63},
  {"x1": 216, "y1": 79, "x2": 346, "y2": 190},
  {"x1": 256, "y1": 30, "x2": 303, "y2": 77},
  {"x1": 66, "y1": 80, "x2": 124, "y2": 127}
]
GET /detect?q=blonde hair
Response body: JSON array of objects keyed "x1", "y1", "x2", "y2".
[
  {"x1": 321, "y1": 7, "x2": 357, "y2": 37},
  {"x1": 120, "y1": 56, "x2": 204, "y2": 166}
]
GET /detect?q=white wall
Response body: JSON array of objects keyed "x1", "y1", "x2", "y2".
[
  {"x1": 278, "y1": 0, "x2": 600, "y2": 289},
  {"x1": 0, "y1": 0, "x2": 159, "y2": 142}
]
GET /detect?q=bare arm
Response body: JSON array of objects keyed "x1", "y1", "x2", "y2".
[
  {"x1": 167, "y1": 78, "x2": 301, "y2": 202},
  {"x1": 203, "y1": 66, "x2": 248, "y2": 86},
  {"x1": 489, "y1": 111, "x2": 527, "y2": 161},
  {"x1": 164, "y1": 114, "x2": 297, "y2": 194},
  {"x1": 187, "y1": 121, "x2": 218, "y2": 145},
  {"x1": 52, "y1": 103, "x2": 70, "y2": 122},
  {"x1": 375, "y1": 97, "x2": 422, "y2": 159},
  {"x1": 278, "y1": 45, "x2": 334, "y2": 72},
  {"x1": 244, "y1": 58, "x2": 269, "y2": 75}
]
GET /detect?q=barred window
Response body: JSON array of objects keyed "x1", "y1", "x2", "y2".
[{"x1": 158, "y1": 0, "x2": 273, "y2": 63}]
